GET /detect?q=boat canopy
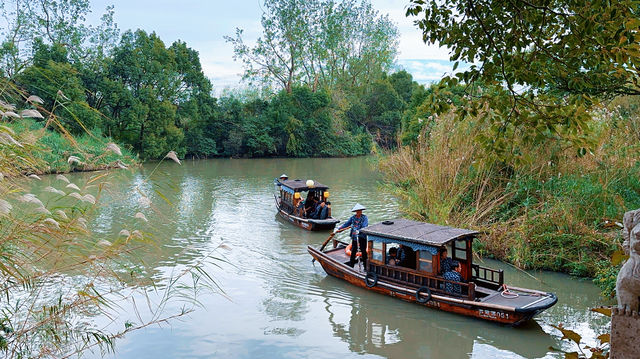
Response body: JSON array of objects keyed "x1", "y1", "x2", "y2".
[
  {"x1": 277, "y1": 179, "x2": 329, "y2": 193},
  {"x1": 361, "y1": 218, "x2": 478, "y2": 254}
]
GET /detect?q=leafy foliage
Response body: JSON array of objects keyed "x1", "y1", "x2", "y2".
[
  {"x1": 406, "y1": 0, "x2": 640, "y2": 163},
  {"x1": 226, "y1": 0, "x2": 398, "y2": 93}
]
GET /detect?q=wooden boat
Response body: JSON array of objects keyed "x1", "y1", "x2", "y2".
[
  {"x1": 274, "y1": 176, "x2": 340, "y2": 231},
  {"x1": 308, "y1": 218, "x2": 557, "y2": 325}
]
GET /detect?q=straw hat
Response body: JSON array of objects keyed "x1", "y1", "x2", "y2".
[{"x1": 351, "y1": 203, "x2": 366, "y2": 212}]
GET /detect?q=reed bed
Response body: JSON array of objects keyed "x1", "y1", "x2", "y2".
[{"x1": 380, "y1": 102, "x2": 640, "y2": 296}]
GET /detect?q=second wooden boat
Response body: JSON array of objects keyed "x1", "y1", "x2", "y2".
[{"x1": 274, "y1": 176, "x2": 340, "y2": 231}]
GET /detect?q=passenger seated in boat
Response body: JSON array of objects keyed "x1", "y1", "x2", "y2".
[
  {"x1": 440, "y1": 248, "x2": 458, "y2": 274},
  {"x1": 397, "y1": 245, "x2": 415, "y2": 268},
  {"x1": 311, "y1": 201, "x2": 328, "y2": 219},
  {"x1": 295, "y1": 199, "x2": 305, "y2": 217},
  {"x1": 304, "y1": 196, "x2": 317, "y2": 217},
  {"x1": 444, "y1": 262, "x2": 464, "y2": 295},
  {"x1": 386, "y1": 247, "x2": 399, "y2": 265}
]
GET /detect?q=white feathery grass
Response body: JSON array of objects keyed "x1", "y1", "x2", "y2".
[
  {"x1": 0, "y1": 125, "x2": 15, "y2": 135},
  {"x1": 57, "y1": 90, "x2": 70, "y2": 101},
  {"x1": 76, "y1": 217, "x2": 87, "y2": 229},
  {"x1": 34, "y1": 206, "x2": 51, "y2": 215},
  {"x1": 44, "y1": 186, "x2": 66, "y2": 196},
  {"x1": 56, "y1": 174, "x2": 70, "y2": 183},
  {"x1": 134, "y1": 212, "x2": 148, "y2": 222},
  {"x1": 165, "y1": 151, "x2": 181, "y2": 165},
  {"x1": 97, "y1": 239, "x2": 112, "y2": 247},
  {"x1": 0, "y1": 100, "x2": 16, "y2": 111},
  {"x1": 116, "y1": 160, "x2": 128, "y2": 169},
  {"x1": 69, "y1": 192, "x2": 83, "y2": 200},
  {"x1": 0, "y1": 172, "x2": 4, "y2": 180},
  {"x1": 0, "y1": 132, "x2": 23, "y2": 147},
  {"x1": 106, "y1": 143, "x2": 122, "y2": 156},
  {"x1": 55, "y1": 209, "x2": 68, "y2": 220},
  {"x1": 0, "y1": 199, "x2": 12, "y2": 216},
  {"x1": 131, "y1": 230, "x2": 143, "y2": 239},
  {"x1": 28, "y1": 174, "x2": 41, "y2": 180},
  {"x1": 67, "y1": 155, "x2": 83, "y2": 165},
  {"x1": 27, "y1": 95, "x2": 44, "y2": 104},
  {"x1": 81, "y1": 194, "x2": 96, "y2": 204},
  {"x1": 119, "y1": 229, "x2": 130, "y2": 237},
  {"x1": 43, "y1": 218, "x2": 60, "y2": 228},
  {"x1": 18, "y1": 194, "x2": 43, "y2": 207},
  {"x1": 66, "y1": 183, "x2": 81, "y2": 191},
  {"x1": 20, "y1": 109, "x2": 44, "y2": 119},
  {"x1": 3, "y1": 111, "x2": 19, "y2": 118}
]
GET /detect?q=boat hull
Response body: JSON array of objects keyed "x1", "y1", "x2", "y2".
[
  {"x1": 277, "y1": 206, "x2": 339, "y2": 231},
  {"x1": 308, "y1": 246, "x2": 556, "y2": 325}
]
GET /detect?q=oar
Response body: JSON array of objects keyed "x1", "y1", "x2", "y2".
[{"x1": 312, "y1": 227, "x2": 349, "y2": 263}]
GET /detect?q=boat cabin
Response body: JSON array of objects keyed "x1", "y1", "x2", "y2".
[
  {"x1": 360, "y1": 219, "x2": 504, "y2": 298},
  {"x1": 276, "y1": 179, "x2": 331, "y2": 216},
  {"x1": 274, "y1": 177, "x2": 340, "y2": 231}
]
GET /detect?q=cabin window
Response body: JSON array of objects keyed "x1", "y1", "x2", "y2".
[
  {"x1": 418, "y1": 251, "x2": 433, "y2": 273},
  {"x1": 371, "y1": 241, "x2": 384, "y2": 262},
  {"x1": 453, "y1": 240, "x2": 467, "y2": 261}
]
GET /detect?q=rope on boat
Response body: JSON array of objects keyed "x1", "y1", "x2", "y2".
[{"x1": 500, "y1": 284, "x2": 519, "y2": 299}]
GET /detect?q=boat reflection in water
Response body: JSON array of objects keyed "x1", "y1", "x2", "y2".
[{"x1": 317, "y1": 276, "x2": 556, "y2": 358}]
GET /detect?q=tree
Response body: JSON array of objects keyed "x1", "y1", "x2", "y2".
[
  {"x1": 17, "y1": 39, "x2": 101, "y2": 133},
  {"x1": 0, "y1": 0, "x2": 118, "y2": 77},
  {"x1": 406, "y1": 0, "x2": 640, "y2": 161},
  {"x1": 226, "y1": 0, "x2": 398, "y2": 93}
]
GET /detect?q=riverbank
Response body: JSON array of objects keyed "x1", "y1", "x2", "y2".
[
  {"x1": 3, "y1": 118, "x2": 137, "y2": 175},
  {"x1": 378, "y1": 105, "x2": 640, "y2": 297}
]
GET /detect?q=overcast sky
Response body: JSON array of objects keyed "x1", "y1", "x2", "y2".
[{"x1": 87, "y1": 0, "x2": 456, "y2": 93}]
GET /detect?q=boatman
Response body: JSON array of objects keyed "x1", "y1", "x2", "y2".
[{"x1": 334, "y1": 203, "x2": 368, "y2": 268}]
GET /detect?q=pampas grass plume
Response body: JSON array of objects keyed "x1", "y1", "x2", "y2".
[
  {"x1": 106, "y1": 143, "x2": 122, "y2": 156},
  {"x1": 165, "y1": 151, "x2": 181, "y2": 165},
  {"x1": 134, "y1": 212, "x2": 148, "y2": 222},
  {"x1": 66, "y1": 183, "x2": 81, "y2": 191},
  {"x1": 56, "y1": 174, "x2": 70, "y2": 183},
  {"x1": 0, "y1": 199, "x2": 12, "y2": 216},
  {"x1": 26, "y1": 95, "x2": 44, "y2": 104}
]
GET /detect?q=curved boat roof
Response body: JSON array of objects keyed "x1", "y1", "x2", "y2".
[
  {"x1": 361, "y1": 218, "x2": 478, "y2": 246},
  {"x1": 278, "y1": 179, "x2": 329, "y2": 191}
]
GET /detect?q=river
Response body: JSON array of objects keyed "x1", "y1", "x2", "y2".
[{"x1": 34, "y1": 157, "x2": 610, "y2": 358}]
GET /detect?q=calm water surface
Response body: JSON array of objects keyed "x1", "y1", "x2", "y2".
[{"x1": 36, "y1": 157, "x2": 609, "y2": 358}]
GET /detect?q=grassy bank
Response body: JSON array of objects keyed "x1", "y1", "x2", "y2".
[
  {"x1": 379, "y1": 101, "x2": 640, "y2": 297},
  {"x1": 2, "y1": 118, "x2": 136, "y2": 175}
]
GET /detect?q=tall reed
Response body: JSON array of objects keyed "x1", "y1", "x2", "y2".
[
  {"x1": 0, "y1": 85, "x2": 222, "y2": 357},
  {"x1": 380, "y1": 103, "x2": 640, "y2": 289}
]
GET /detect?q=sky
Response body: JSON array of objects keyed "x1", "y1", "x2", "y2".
[{"x1": 87, "y1": 0, "x2": 456, "y2": 93}]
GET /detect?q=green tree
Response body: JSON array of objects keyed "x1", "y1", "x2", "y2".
[
  {"x1": 406, "y1": 0, "x2": 640, "y2": 161},
  {"x1": 226, "y1": 0, "x2": 398, "y2": 93},
  {"x1": 16, "y1": 39, "x2": 100, "y2": 133},
  {"x1": 0, "y1": 0, "x2": 118, "y2": 77}
]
